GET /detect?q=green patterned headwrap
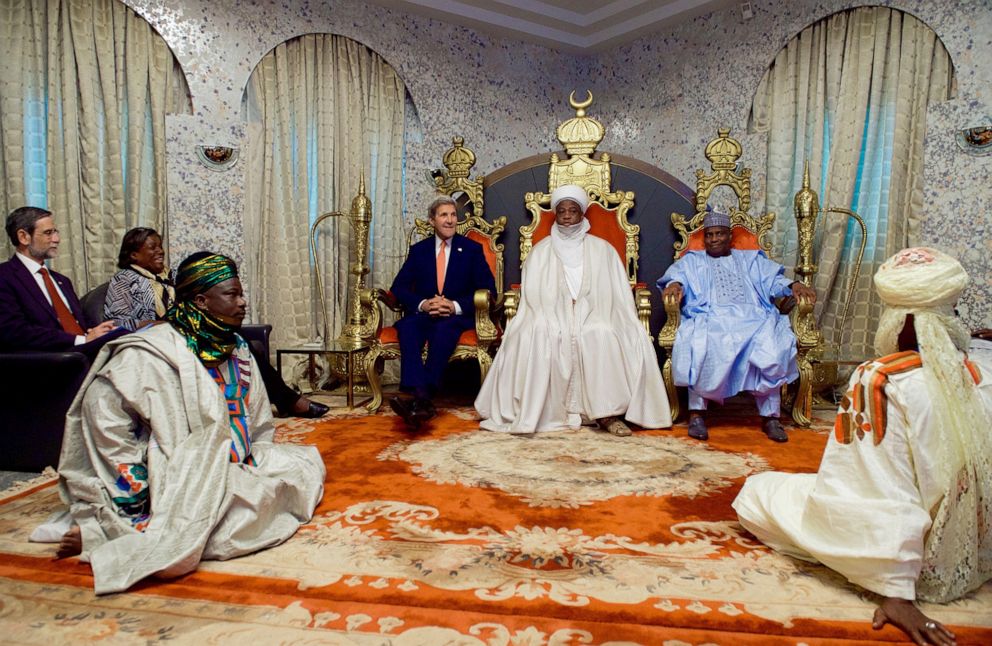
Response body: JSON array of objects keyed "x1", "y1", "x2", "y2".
[{"x1": 166, "y1": 253, "x2": 241, "y2": 366}]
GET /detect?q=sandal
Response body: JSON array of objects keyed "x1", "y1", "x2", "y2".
[{"x1": 600, "y1": 416, "x2": 632, "y2": 437}]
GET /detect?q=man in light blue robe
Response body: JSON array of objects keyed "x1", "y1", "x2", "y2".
[{"x1": 657, "y1": 212, "x2": 816, "y2": 442}]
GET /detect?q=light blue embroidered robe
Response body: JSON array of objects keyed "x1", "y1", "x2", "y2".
[{"x1": 657, "y1": 249, "x2": 797, "y2": 402}]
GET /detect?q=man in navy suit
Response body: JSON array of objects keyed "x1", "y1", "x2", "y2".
[
  {"x1": 388, "y1": 196, "x2": 496, "y2": 428},
  {"x1": 0, "y1": 206, "x2": 118, "y2": 356}
]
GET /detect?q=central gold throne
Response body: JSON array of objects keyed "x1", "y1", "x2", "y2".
[
  {"x1": 508, "y1": 91, "x2": 651, "y2": 331},
  {"x1": 657, "y1": 129, "x2": 820, "y2": 426}
]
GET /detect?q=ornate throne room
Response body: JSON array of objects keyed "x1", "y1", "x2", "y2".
[{"x1": 1, "y1": 0, "x2": 990, "y2": 643}]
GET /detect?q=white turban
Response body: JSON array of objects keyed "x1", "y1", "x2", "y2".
[
  {"x1": 550, "y1": 184, "x2": 589, "y2": 214},
  {"x1": 874, "y1": 247, "x2": 971, "y2": 356},
  {"x1": 874, "y1": 247, "x2": 968, "y2": 309}
]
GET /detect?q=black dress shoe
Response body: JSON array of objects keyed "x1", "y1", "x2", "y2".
[
  {"x1": 389, "y1": 396, "x2": 421, "y2": 429},
  {"x1": 762, "y1": 418, "x2": 788, "y2": 443},
  {"x1": 411, "y1": 398, "x2": 437, "y2": 425},
  {"x1": 298, "y1": 400, "x2": 330, "y2": 419},
  {"x1": 687, "y1": 416, "x2": 709, "y2": 441}
]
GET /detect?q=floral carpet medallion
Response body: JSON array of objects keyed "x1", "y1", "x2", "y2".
[{"x1": 379, "y1": 429, "x2": 768, "y2": 507}]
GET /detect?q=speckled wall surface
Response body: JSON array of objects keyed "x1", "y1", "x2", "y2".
[
  {"x1": 586, "y1": 0, "x2": 992, "y2": 328},
  {"x1": 123, "y1": 0, "x2": 990, "y2": 328}
]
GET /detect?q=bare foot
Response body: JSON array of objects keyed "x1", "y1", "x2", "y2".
[
  {"x1": 55, "y1": 525, "x2": 82, "y2": 559},
  {"x1": 872, "y1": 597, "x2": 956, "y2": 646}
]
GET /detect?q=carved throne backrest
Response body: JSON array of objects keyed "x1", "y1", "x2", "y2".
[
  {"x1": 521, "y1": 91, "x2": 640, "y2": 286},
  {"x1": 672, "y1": 128, "x2": 775, "y2": 259}
]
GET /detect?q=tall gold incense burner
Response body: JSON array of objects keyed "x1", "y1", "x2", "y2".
[
  {"x1": 792, "y1": 161, "x2": 866, "y2": 398},
  {"x1": 309, "y1": 175, "x2": 379, "y2": 389}
]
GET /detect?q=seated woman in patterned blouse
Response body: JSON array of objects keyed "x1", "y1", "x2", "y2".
[{"x1": 104, "y1": 228, "x2": 328, "y2": 418}]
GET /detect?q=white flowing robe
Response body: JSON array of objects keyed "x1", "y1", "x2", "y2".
[
  {"x1": 475, "y1": 236, "x2": 671, "y2": 433},
  {"x1": 58, "y1": 324, "x2": 325, "y2": 594},
  {"x1": 732, "y1": 353, "x2": 992, "y2": 601}
]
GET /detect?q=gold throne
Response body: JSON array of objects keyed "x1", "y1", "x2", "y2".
[
  {"x1": 362, "y1": 137, "x2": 506, "y2": 412},
  {"x1": 657, "y1": 129, "x2": 820, "y2": 426},
  {"x1": 508, "y1": 91, "x2": 651, "y2": 331}
]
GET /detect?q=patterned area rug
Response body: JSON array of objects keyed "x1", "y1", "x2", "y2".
[{"x1": 1, "y1": 405, "x2": 990, "y2": 645}]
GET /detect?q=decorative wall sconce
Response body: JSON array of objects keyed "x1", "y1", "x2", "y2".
[
  {"x1": 956, "y1": 124, "x2": 992, "y2": 155},
  {"x1": 196, "y1": 145, "x2": 240, "y2": 170}
]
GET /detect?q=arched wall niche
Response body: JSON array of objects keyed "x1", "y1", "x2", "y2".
[
  {"x1": 749, "y1": 4, "x2": 956, "y2": 119},
  {"x1": 238, "y1": 31, "x2": 420, "y2": 131}
]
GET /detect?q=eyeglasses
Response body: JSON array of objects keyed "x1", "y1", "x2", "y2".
[{"x1": 36, "y1": 228, "x2": 59, "y2": 237}]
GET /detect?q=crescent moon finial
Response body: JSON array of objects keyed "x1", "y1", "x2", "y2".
[{"x1": 568, "y1": 90, "x2": 593, "y2": 116}]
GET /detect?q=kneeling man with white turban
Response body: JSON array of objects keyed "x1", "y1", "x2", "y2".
[
  {"x1": 475, "y1": 184, "x2": 672, "y2": 435},
  {"x1": 733, "y1": 248, "x2": 992, "y2": 645}
]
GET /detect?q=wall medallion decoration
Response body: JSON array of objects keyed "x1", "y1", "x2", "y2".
[
  {"x1": 196, "y1": 145, "x2": 239, "y2": 170},
  {"x1": 955, "y1": 124, "x2": 992, "y2": 155}
]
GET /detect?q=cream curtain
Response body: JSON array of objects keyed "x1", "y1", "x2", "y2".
[
  {"x1": 0, "y1": 0, "x2": 190, "y2": 293},
  {"x1": 243, "y1": 34, "x2": 407, "y2": 353},
  {"x1": 752, "y1": 6, "x2": 953, "y2": 359}
]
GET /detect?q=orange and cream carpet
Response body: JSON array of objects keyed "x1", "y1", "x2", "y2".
[{"x1": 1, "y1": 403, "x2": 990, "y2": 644}]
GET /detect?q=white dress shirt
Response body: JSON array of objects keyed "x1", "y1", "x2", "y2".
[{"x1": 418, "y1": 234, "x2": 462, "y2": 315}]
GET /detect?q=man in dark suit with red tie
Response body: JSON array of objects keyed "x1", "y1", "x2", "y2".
[
  {"x1": 0, "y1": 206, "x2": 118, "y2": 357},
  {"x1": 388, "y1": 196, "x2": 496, "y2": 429}
]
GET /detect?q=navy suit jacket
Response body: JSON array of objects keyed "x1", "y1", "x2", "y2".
[
  {"x1": 0, "y1": 254, "x2": 90, "y2": 351},
  {"x1": 390, "y1": 234, "x2": 496, "y2": 318}
]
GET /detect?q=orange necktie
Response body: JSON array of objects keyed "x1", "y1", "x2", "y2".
[
  {"x1": 436, "y1": 239, "x2": 447, "y2": 295},
  {"x1": 39, "y1": 267, "x2": 84, "y2": 336}
]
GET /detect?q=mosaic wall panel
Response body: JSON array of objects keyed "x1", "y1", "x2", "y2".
[{"x1": 124, "y1": 0, "x2": 990, "y2": 328}]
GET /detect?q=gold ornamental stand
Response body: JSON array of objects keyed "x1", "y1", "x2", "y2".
[
  {"x1": 290, "y1": 175, "x2": 380, "y2": 405},
  {"x1": 792, "y1": 161, "x2": 867, "y2": 406}
]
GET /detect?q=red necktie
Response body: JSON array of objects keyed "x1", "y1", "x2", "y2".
[
  {"x1": 39, "y1": 267, "x2": 84, "y2": 335},
  {"x1": 436, "y1": 239, "x2": 447, "y2": 295}
]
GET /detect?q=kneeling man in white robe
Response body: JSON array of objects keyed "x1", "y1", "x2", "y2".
[
  {"x1": 733, "y1": 248, "x2": 992, "y2": 646},
  {"x1": 475, "y1": 184, "x2": 672, "y2": 435},
  {"x1": 50, "y1": 252, "x2": 325, "y2": 594}
]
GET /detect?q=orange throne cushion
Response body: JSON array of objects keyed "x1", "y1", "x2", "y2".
[
  {"x1": 532, "y1": 202, "x2": 628, "y2": 262},
  {"x1": 678, "y1": 224, "x2": 761, "y2": 259}
]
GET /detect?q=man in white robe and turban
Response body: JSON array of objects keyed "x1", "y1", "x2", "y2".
[
  {"x1": 475, "y1": 184, "x2": 672, "y2": 435},
  {"x1": 733, "y1": 247, "x2": 992, "y2": 646}
]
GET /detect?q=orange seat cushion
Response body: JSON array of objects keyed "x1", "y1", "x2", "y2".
[
  {"x1": 531, "y1": 202, "x2": 627, "y2": 262},
  {"x1": 378, "y1": 326, "x2": 479, "y2": 347},
  {"x1": 679, "y1": 225, "x2": 761, "y2": 258},
  {"x1": 379, "y1": 326, "x2": 399, "y2": 345}
]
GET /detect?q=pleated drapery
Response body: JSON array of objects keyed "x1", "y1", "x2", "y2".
[
  {"x1": 752, "y1": 6, "x2": 953, "y2": 359},
  {"x1": 243, "y1": 34, "x2": 407, "y2": 352},
  {"x1": 0, "y1": 0, "x2": 190, "y2": 292}
]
